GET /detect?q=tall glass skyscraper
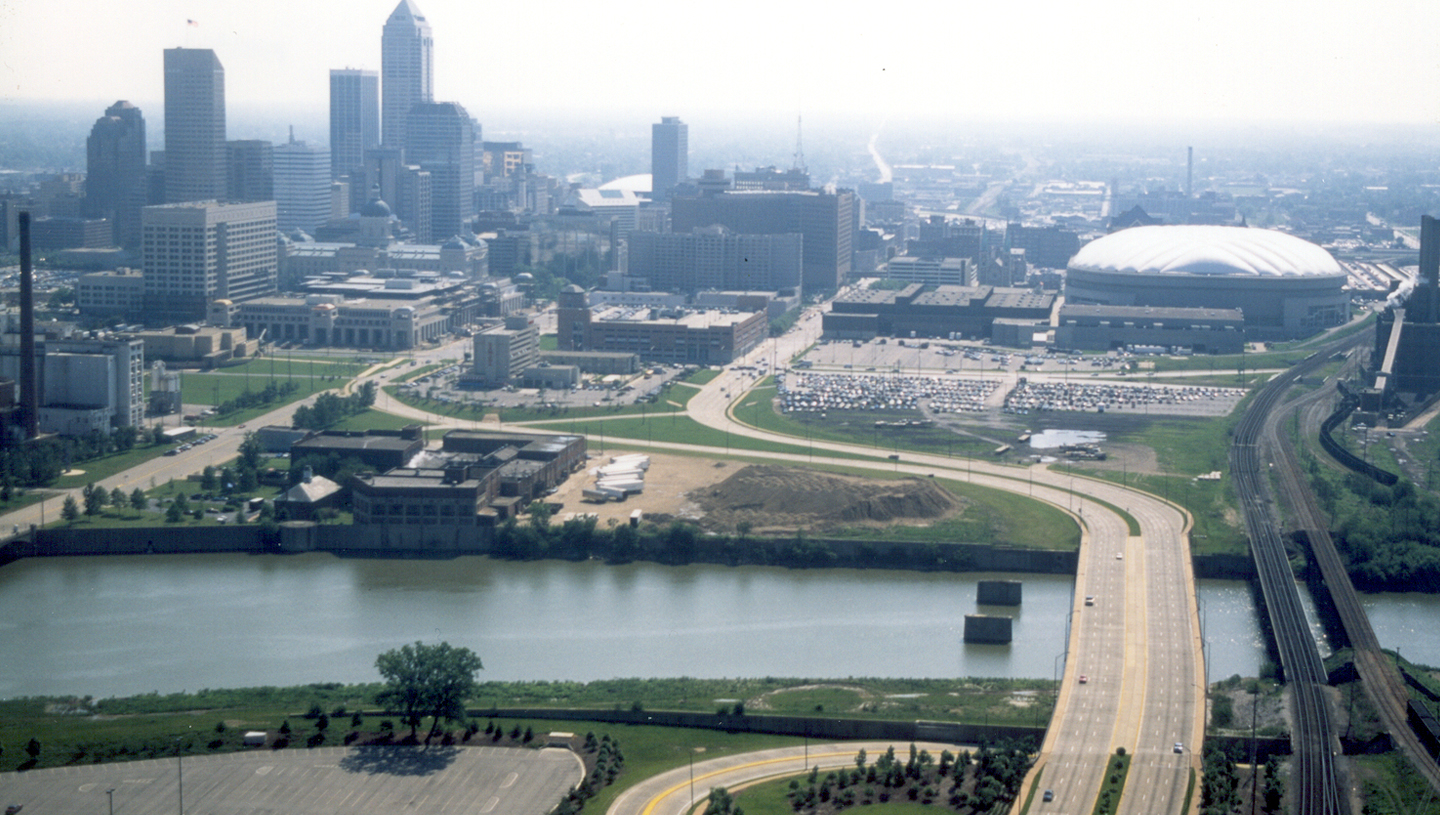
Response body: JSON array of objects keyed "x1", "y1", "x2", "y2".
[
  {"x1": 330, "y1": 69, "x2": 379, "y2": 180},
  {"x1": 651, "y1": 116, "x2": 688, "y2": 202},
  {"x1": 405, "y1": 102, "x2": 473, "y2": 241},
  {"x1": 84, "y1": 101, "x2": 147, "y2": 249},
  {"x1": 163, "y1": 48, "x2": 227, "y2": 204},
  {"x1": 274, "y1": 135, "x2": 332, "y2": 233},
  {"x1": 381, "y1": 0, "x2": 433, "y2": 151}
]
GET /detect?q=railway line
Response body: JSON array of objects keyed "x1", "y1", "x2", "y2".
[
  {"x1": 1230, "y1": 343, "x2": 1348, "y2": 815},
  {"x1": 1266, "y1": 366, "x2": 1440, "y2": 793}
]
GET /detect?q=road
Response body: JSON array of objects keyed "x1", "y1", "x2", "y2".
[
  {"x1": 4, "y1": 305, "x2": 1204, "y2": 815},
  {"x1": 638, "y1": 308, "x2": 1204, "y2": 815},
  {"x1": 609, "y1": 742, "x2": 956, "y2": 815}
]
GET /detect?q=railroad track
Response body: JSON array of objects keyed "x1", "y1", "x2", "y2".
[
  {"x1": 1230, "y1": 342, "x2": 1349, "y2": 815},
  {"x1": 1266, "y1": 366, "x2": 1440, "y2": 794}
]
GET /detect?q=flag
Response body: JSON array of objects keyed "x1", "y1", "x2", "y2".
[{"x1": 187, "y1": 19, "x2": 200, "y2": 27}]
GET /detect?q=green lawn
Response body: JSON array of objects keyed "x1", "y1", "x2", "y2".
[
  {"x1": 214, "y1": 357, "x2": 373, "y2": 378},
  {"x1": 52, "y1": 442, "x2": 185, "y2": 489}
]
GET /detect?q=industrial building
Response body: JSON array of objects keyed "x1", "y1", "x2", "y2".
[
  {"x1": 1066, "y1": 225, "x2": 1348, "y2": 340},
  {"x1": 1054, "y1": 305, "x2": 1246, "y2": 354},
  {"x1": 1369, "y1": 216, "x2": 1440, "y2": 413},
  {"x1": 0, "y1": 334, "x2": 145, "y2": 435},
  {"x1": 824, "y1": 283, "x2": 1055, "y2": 340},
  {"x1": 555, "y1": 285, "x2": 766, "y2": 365}
]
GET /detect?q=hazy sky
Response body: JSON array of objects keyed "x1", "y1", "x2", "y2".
[{"x1": 4, "y1": 0, "x2": 1440, "y2": 128}]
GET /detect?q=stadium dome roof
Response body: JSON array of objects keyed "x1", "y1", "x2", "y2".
[{"x1": 1070, "y1": 225, "x2": 1342, "y2": 278}]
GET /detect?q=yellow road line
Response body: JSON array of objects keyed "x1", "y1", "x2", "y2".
[{"x1": 639, "y1": 751, "x2": 857, "y2": 815}]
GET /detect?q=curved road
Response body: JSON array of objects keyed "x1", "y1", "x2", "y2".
[{"x1": 1, "y1": 307, "x2": 1205, "y2": 815}]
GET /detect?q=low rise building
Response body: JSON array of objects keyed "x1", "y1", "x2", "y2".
[{"x1": 1054, "y1": 304, "x2": 1245, "y2": 354}]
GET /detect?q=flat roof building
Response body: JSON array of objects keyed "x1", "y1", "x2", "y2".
[{"x1": 142, "y1": 200, "x2": 278, "y2": 323}]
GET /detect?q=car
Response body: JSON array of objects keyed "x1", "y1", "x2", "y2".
[
  {"x1": 1084, "y1": 595, "x2": 1095, "y2": 606},
  {"x1": 1115, "y1": 552, "x2": 1123, "y2": 559},
  {"x1": 1042, "y1": 789, "x2": 1054, "y2": 802},
  {"x1": 1173, "y1": 742, "x2": 1184, "y2": 754},
  {"x1": 1078, "y1": 675, "x2": 1088, "y2": 684}
]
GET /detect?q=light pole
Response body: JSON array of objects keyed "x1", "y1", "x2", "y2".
[{"x1": 107, "y1": 787, "x2": 115, "y2": 815}]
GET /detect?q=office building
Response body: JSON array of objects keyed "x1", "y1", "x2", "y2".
[
  {"x1": 329, "y1": 69, "x2": 380, "y2": 180},
  {"x1": 226, "y1": 139, "x2": 274, "y2": 202},
  {"x1": 163, "y1": 48, "x2": 227, "y2": 203},
  {"x1": 471, "y1": 316, "x2": 539, "y2": 385},
  {"x1": 556, "y1": 285, "x2": 766, "y2": 365},
  {"x1": 84, "y1": 101, "x2": 148, "y2": 249},
  {"x1": 142, "y1": 200, "x2": 278, "y2": 322},
  {"x1": 651, "y1": 116, "x2": 687, "y2": 201},
  {"x1": 405, "y1": 102, "x2": 474, "y2": 241},
  {"x1": 627, "y1": 227, "x2": 802, "y2": 294},
  {"x1": 671, "y1": 188, "x2": 854, "y2": 293},
  {"x1": 273, "y1": 135, "x2": 332, "y2": 233},
  {"x1": 381, "y1": 0, "x2": 433, "y2": 150}
]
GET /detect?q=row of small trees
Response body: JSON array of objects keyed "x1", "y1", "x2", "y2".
[
  {"x1": 291, "y1": 382, "x2": 376, "y2": 430},
  {"x1": 781, "y1": 741, "x2": 1034, "y2": 813},
  {"x1": 494, "y1": 513, "x2": 981, "y2": 572}
]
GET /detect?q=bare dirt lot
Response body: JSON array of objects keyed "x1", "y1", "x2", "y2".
[{"x1": 550, "y1": 451, "x2": 966, "y2": 534}]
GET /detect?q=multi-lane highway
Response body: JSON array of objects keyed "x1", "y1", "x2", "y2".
[
  {"x1": 654, "y1": 309, "x2": 1204, "y2": 815},
  {"x1": 3, "y1": 305, "x2": 1206, "y2": 815}
]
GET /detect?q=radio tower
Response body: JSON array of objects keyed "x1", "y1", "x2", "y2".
[{"x1": 792, "y1": 115, "x2": 807, "y2": 174}]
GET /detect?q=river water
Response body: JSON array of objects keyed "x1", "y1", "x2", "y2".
[{"x1": 0, "y1": 553, "x2": 1433, "y2": 700}]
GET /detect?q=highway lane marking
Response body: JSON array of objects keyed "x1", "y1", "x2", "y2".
[{"x1": 638, "y1": 751, "x2": 859, "y2": 815}]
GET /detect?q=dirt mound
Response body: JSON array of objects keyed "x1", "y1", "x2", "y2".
[{"x1": 691, "y1": 464, "x2": 962, "y2": 533}]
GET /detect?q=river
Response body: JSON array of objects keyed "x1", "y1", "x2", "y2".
[{"x1": 0, "y1": 553, "x2": 1432, "y2": 700}]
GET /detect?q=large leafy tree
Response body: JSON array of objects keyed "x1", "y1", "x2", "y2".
[{"x1": 374, "y1": 641, "x2": 483, "y2": 742}]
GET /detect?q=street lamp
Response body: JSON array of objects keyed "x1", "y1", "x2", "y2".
[{"x1": 106, "y1": 787, "x2": 115, "y2": 815}]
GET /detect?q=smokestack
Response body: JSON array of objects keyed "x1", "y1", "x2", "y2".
[
  {"x1": 18, "y1": 212, "x2": 37, "y2": 440},
  {"x1": 1186, "y1": 146, "x2": 1193, "y2": 199}
]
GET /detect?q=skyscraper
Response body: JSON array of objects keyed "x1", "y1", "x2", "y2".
[
  {"x1": 84, "y1": 101, "x2": 147, "y2": 249},
  {"x1": 406, "y1": 102, "x2": 474, "y2": 241},
  {"x1": 330, "y1": 69, "x2": 380, "y2": 181},
  {"x1": 381, "y1": 0, "x2": 433, "y2": 151},
  {"x1": 273, "y1": 134, "x2": 332, "y2": 233},
  {"x1": 163, "y1": 48, "x2": 227, "y2": 204},
  {"x1": 143, "y1": 200, "x2": 278, "y2": 322},
  {"x1": 651, "y1": 116, "x2": 688, "y2": 201},
  {"x1": 226, "y1": 139, "x2": 274, "y2": 202}
]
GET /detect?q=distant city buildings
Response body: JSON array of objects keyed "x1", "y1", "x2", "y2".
[
  {"x1": 405, "y1": 102, "x2": 474, "y2": 241},
  {"x1": 163, "y1": 48, "x2": 227, "y2": 204},
  {"x1": 671, "y1": 188, "x2": 854, "y2": 294},
  {"x1": 627, "y1": 227, "x2": 802, "y2": 294},
  {"x1": 329, "y1": 69, "x2": 379, "y2": 181},
  {"x1": 381, "y1": 0, "x2": 434, "y2": 151},
  {"x1": 650, "y1": 116, "x2": 687, "y2": 201},
  {"x1": 273, "y1": 135, "x2": 332, "y2": 233},
  {"x1": 84, "y1": 101, "x2": 147, "y2": 249},
  {"x1": 225, "y1": 139, "x2": 274, "y2": 202}
]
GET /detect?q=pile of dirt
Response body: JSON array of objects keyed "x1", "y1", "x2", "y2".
[{"x1": 690, "y1": 464, "x2": 963, "y2": 533}]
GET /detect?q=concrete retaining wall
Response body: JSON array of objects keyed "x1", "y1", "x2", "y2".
[{"x1": 474, "y1": 708, "x2": 1042, "y2": 746}]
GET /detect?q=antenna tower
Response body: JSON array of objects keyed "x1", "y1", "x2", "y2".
[{"x1": 792, "y1": 115, "x2": 807, "y2": 174}]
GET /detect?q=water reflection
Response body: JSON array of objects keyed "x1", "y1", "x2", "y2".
[{"x1": 0, "y1": 552, "x2": 1375, "y2": 700}]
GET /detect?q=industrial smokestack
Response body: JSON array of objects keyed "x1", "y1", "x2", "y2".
[
  {"x1": 18, "y1": 212, "x2": 37, "y2": 440},
  {"x1": 1186, "y1": 146, "x2": 1193, "y2": 199}
]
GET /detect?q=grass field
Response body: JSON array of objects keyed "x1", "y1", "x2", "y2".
[{"x1": 51, "y1": 442, "x2": 182, "y2": 489}]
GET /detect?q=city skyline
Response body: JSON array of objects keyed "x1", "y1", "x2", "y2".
[{"x1": 5, "y1": 0, "x2": 1440, "y2": 128}]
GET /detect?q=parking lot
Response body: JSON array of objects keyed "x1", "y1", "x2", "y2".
[{"x1": 0, "y1": 744, "x2": 583, "y2": 815}]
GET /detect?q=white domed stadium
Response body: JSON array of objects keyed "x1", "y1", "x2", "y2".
[{"x1": 1066, "y1": 225, "x2": 1349, "y2": 338}]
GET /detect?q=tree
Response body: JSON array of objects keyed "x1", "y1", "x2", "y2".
[
  {"x1": 238, "y1": 432, "x2": 264, "y2": 471},
  {"x1": 130, "y1": 488, "x2": 148, "y2": 511},
  {"x1": 201, "y1": 466, "x2": 218, "y2": 492},
  {"x1": 25, "y1": 737, "x2": 40, "y2": 759},
  {"x1": 374, "y1": 641, "x2": 484, "y2": 742},
  {"x1": 110, "y1": 486, "x2": 127, "y2": 508},
  {"x1": 61, "y1": 495, "x2": 80, "y2": 521},
  {"x1": 83, "y1": 483, "x2": 105, "y2": 515}
]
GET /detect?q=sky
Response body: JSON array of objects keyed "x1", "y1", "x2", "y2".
[{"x1": 4, "y1": 0, "x2": 1440, "y2": 130}]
